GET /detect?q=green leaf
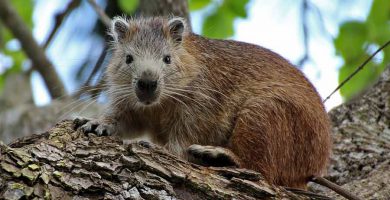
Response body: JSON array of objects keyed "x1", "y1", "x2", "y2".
[
  {"x1": 189, "y1": 0, "x2": 211, "y2": 11},
  {"x1": 202, "y1": 8, "x2": 235, "y2": 39},
  {"x1": 334, "y1": 0, "x2": 390, "y2": 100},
  {"x1": 1, "y1": 0, "x2": 33, "y2": 47},
  {"x1": 0, "y1": 73, "x2": 4, "y2": 93},
  {"x1": 334, "y1": 21, "x2": 368, "y2": 61},
  {"x1": 0, "y1": 0, "x2": 32, "y2": 93},
  {"x1": 11, "y1": 0, "x2": 33, "y2": 28},
  {"x1": 366, "y1": 0, "x2": 390, "y2": 44},
  {"x1": 201, "y1": 0, "x2": 250, "y2": 39},
  {"x1": 5, "y1": 50, "x2": 24, "y2": 72},
  {"x1": 225, "y1": 0, "x2": 250, "y2": 18},
  {"x1": 118, "y1": 0, "x2": 139, "y2": 14},
  {"x1": 383, "y1": 47, "x2": 390, "y2": 67},
  {"x1": 367, "y1": 0, "x2": 389, "y2": 26}
]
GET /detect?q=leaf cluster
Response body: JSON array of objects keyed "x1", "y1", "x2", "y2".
[{"x1": 335, "y1": 0, "x2": 390, "y2": 100}]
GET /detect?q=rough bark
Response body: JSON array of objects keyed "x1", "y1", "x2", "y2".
[{"x1": 0, "y1": 120, "x2": 312, "y2": 200}]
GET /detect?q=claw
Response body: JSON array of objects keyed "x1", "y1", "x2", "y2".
[
  {"x1": 79, "y1": 119, "x2": 116, "y2": 136},
  {"x1": 73, "y1": 117, "x2": 90, "y2": 130},
  {"x1": 95, "y1": 125, "x2": 112, "y2": 136}
]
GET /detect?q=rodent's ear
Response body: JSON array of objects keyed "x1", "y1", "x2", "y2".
[
  {"x1": 111, "y1": 17, "x2": 129, "y2": 42},
  {"x1": 168, "y1": 17, "x2": 187, "y2": 44}
]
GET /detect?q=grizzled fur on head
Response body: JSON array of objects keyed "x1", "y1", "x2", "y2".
[
  {"x1": 110, "y1": 16, "x2": 187, "y2": 46},
  {"x1": 106, "y1": 16, "x2": 196, "y2": 109}
]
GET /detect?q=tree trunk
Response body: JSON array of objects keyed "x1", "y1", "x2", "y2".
[{"x1": 136, "y1": 0, "x2": 191, "y2": 30}]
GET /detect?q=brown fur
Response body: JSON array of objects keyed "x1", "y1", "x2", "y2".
[{"x1": 95, "y1": 17, "x2": 332, "y2": 189}]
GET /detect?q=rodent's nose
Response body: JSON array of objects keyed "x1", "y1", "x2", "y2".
[{"x1": 137, "y1": 79, "x2": 158, "y2": 94}]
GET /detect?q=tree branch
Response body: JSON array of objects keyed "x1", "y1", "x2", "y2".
[
  {"x1": 0, "y1": 0, "x2": 66, "y2": 99},
  {"x1": 87, "y1": 0, "x2": 111, "y2": 27},
  {"x1": 43, "y1": 0, "x2": 81, "y2": 49},
  {"x1": 74, "y1": 47, "x2": 107, "y2": 98},
  {"x1": 84, "y1": 47, "x2": 107, "y2": 88},
  {"x1": 0, "y1": 120, "x2": 311, "y2": 199},
  {"x1": 297, "y1": 0, "x2": 310, "y2": 68},
  {"x1": 323, "y1": 40, "x2": 390, "y2": 103}
]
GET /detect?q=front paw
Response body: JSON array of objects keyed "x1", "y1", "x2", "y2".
[
  {"x1": 79, "y1": 119, "x2": 117, "y2": 136},
  {"x1": 73, "y1": 117, "x2": 91, "y2": 129}
]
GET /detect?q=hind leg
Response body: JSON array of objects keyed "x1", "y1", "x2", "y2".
[
  {"x1": 227, "y1": 99, "x2": 309, "y2": 188},
  {"x1": 186, "y1": 144, "x2": 241, "y2": 167}
]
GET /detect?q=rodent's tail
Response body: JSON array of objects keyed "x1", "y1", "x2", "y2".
[{"x1": 310, "y1": 176, "x2": 362, "y2": 200}]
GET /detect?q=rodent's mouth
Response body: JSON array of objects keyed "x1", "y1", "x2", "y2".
[
  {"x1": 141, "y1": 99, "x2": 157, "y2": 105},
  {"x1": 135, "y1": 90, "x2": 160, "y2": 106}
]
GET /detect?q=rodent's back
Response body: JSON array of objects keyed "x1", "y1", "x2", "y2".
[
  {"x1": 181, "y1": 33, "x2": 331, "y2": 187},
  {"x1": 183, "y1": 33, "x2": 326, "y2": 115}
]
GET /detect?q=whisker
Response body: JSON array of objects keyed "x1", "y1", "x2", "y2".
[
  {"x1": 58, "y1": 97, "x2": 100, "y2": 120},
  {"x1": 164, "y1": 86, "x2": 224, "y2": 108},
  {"x1": 164, "y1": 89, "x2": 211, "y2": 111},
  {"x1": 164, "y1": 83, "x2": 229, "y2": 100},
  {"x1": 161, "y1": 91, "x2": 191, "y2": 111}
]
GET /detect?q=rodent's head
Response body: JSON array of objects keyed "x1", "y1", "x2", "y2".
[{"x1": 106, "y1": 17, "x2": 194, "y2": 108}]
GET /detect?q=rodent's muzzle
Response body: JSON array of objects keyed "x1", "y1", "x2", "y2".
[{"x1": 135, "y1": 79, "x2": 159, "y2": 104}]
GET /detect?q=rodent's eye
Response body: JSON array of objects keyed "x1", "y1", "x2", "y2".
[
  {"x1": 163, "y1": 55, "x2": 171, "y2": 64},
  {"x1": 126, "y1": 55, "x2": 133, "y2": 64}
]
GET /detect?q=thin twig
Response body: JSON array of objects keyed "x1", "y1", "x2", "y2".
[
  {"x1": 297, "y1": 0, "x2": 310, "y2": 68},
  {"x1": 0, "y1": 0, "x2": 66, "y2": 98},
  {"x1": 308, "y1": 2, "x2": 333, "y2": 40},
  {"x1": 87, "y1": 0, "x2": 111, "y2": 27},
  {"x1": 71, "y1": 0, "x2": 111, "y2": 100},
  {"x1": 80, "y1": 1, "x2": 112, "y2": 98},
  {"x1": 323, "y1": 40, "x2": 390, "y2": 103},
  {"x1": 74, "y1": 47, "x2": 108, "y2": 98},
  {"x1": 85, "y1": 47, "x2": 107, "y2": 86},
  {"x1": 43, "y1": 0, "x2": 81, "y2": 49}
]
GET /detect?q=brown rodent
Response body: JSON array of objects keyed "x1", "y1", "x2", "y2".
[{"x1": 81, "y1": 16, "x2": 332, "y2": 189}]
